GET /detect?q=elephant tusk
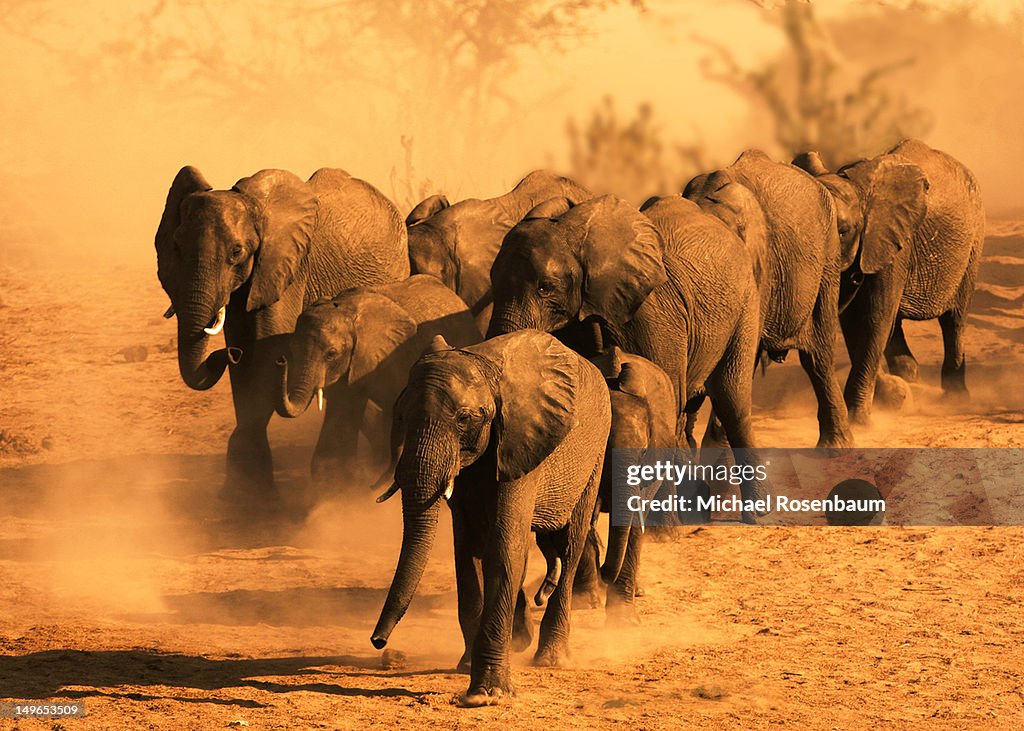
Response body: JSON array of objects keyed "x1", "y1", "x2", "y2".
[
  {"x1": 443, "y1": 477, "x2": 455, "y2": 502},
  {"x1": 376, "y1": 482, "x2": 400, "y2": 503},
  {"x1": 163, "y1": 305, "x2": 175, "y2": 319},
  {"x1": 317, "y1": 387, "x2": 325, "y2": 411},
  {"x1": 204, "y1": 306, "x2": 227, "y2": 335}
]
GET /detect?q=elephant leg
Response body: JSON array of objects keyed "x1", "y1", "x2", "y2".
[
  {"x1": 570, "y1": 527, "x2": 603, "y2": 610},
  {"x1": 706, "y1": 307, "x2": 759, "y2": 452},
  {"x1": 452, "y1": 504, "x2": 484, "y2": 674},
  {"x1": 700, "y1": 409, "x2": 729, "y2": 449},
  {"x1": 224, "y1": 335, "x2": 288, "y2": 501},
  {"x1": 798, "y1": 285, "x2": 854, "y2": 446},
  {"x1": 535, "y1": 464, "x2": 601, "y2": 668},
  {"x1": 463, "y1": 499, "x2": 532, "y2": 706},
  {"x1": 884, "y1": 316, "x2": 919, "y2": 382},
  {"x1": 605, "y1": 524, "x2": 642, "y2": 626},
  {"x1": 840, "y1": 274, "x2": 902, "y2": 427},
  {"x1": 939, "y1": 306, "x2": 969, "y2": 397},
  {"x1": 311, "y1": 389, "x2": 367, "y2": 493},
  {"x1": 511, "y1": 586, "x2": 534, "y2": 653}
]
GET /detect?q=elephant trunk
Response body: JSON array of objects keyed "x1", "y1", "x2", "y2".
[
  {"x1": 486, "y1": 300, "x2": 539, "y2": 338},
  {"x1": 275, "y1": 356, "x2": 322, "y2": 418},
  {"x1": 176, "y1": 306, "x2": 233, "y2": 391},
  {"x1": 371, "y1": 423, "x2": 457, "y2": 649},
  {"x1": 601, "y1": 523, "x2": 632, "y2": 584}
]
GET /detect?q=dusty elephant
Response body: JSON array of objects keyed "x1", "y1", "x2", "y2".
[
  {"x1": 275, "y1": 275, "x2": 481, "y2": 489},
  {"x1": 487, "y1": 194, "x2": 768, "y2": 519},
  {"x1": 684, "y1": 149, "x2": 854, "y2": 448},
  {"x1": 155, "y1": 166, "x2": 408, "y2": 497},
  {"x1": 370, "y1": 330, "x2": 611, "y2": 706},
  {"x1": 405, "y1": 171, "x2": 591, "y2": 332},
  {"x1": 536, "y1": 346, "x2": 677, "y2": 624},
  {"x1": 792, "y1": 139, "x2": 985, "y2": 423}
]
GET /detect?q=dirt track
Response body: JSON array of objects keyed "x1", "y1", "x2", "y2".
[{"x1": 1, "y1": 226, "x2": 1022, "y2": 729}]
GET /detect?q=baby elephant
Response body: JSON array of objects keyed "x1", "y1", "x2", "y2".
[
  {"x1": 275, "y1": 275, "x2": 481, "y2": 488},
  {"x1": 536, "y1": 346, "x2": 677, "y2": 624},
  {"x1": 370, "y1": 330, "x2": 611, "y2": 706}
]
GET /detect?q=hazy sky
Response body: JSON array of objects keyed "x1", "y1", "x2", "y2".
[{"x1": 0, "y1": 0, "x2": 1020, "y2": 264}]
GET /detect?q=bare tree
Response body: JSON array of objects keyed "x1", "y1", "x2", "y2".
[
  {"x1": 697, "y1": 0, "x2": 933, "y2": 167},
  {"x1": 567, "y1": 97, "x2": 708, "y2": 203}
]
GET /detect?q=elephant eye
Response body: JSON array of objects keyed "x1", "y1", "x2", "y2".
[
  {"x1": 537, "y1": 279, "x2": 558, "y2": 296},
  {"x1": 228, "y1": 244, "x2": 246, "y2": 263},
  {"x1": 325, "y1": 348, "x2": 340, "y2": 361}
]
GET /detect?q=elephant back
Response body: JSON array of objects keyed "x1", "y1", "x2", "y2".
[{"x1": 304, "y1": 170, "x2": 410, "y2": 306}]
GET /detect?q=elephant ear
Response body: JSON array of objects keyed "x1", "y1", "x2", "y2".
[
  {"x1": 156, "y1": 166, "x2": 211, "y2": 290},
  {"x1": 524, "y1": 196, "x2": 574, "y2": 220},
  {"x1": 233, "y1": 169, "x2": 318, "y2": 311},
  {"x1": 406, "y1": 194, "x2": 450, "y2": 227},
  {"x1": 574, "y1": 196, "x2": 667, "y2": 324},
  {"x1": 616, "y1": 362, "x2": 648, "y2": 399},
  {"x1": 791, "y1": 151, "x2": 829, "y2": 176},
  {"x1": 348, "y1": 294, "x2": 417, "y2": 384},
  {"x1": 842, "y1": 157, "x2": 929, "y2": 275},
  {"x1": 495, "y1": 332, "x2": 579, "y2": 482}
]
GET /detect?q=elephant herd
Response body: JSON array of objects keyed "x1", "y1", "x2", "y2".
[{"x1": 155, "y1": 139, "x2": 984, "y2": 704}]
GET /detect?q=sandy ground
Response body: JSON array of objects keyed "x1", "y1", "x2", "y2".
[{"x1": 1, "y1": 224, "x2": 1023, "y2": 729}]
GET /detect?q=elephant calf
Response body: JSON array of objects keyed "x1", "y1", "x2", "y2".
[
  {"x1": 275, "y1": 275, "x2": 481, "y2": 489},
  {"x1": 406, "y1": 170, "x2": 591, "y2": 332},
  {"x1": 536, "y1": 346, "x2": 677, "y2": 623},
  {"x1": 371, "y1": 330, "x2": 611, "y2": 706}
]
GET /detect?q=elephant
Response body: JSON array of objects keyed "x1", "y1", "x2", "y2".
[
  {"x1": 487, "y1": 194, "x2": 767, "y2": 519},
  {"x1": 683, "y1": 149, "x2": 853, "y2": 448},
  {"x1": 405, "y1": 170, "x2": 591, "y2": 332},
  {"x1": 534, "y1": 346, "x2": 677, "y2": 624},
  {"x1": 155, "y1": 166, "x2": 409, "y2": 497},
  {"x1": 370, "y1": 330, "x2": 611, "y2": 706},
  {"x1": 791, "y1": 139, "x2": 985, "y2": 423},
  {"x1": 274, "y1": 275, "x2": 481, "y2": 489}
]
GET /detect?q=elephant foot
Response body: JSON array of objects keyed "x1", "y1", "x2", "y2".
[
  {"x1": 458, "y1": 687, "x2": 508, "y2": 708},
  {"x1": 605, "y1": 594, "x2": 641, "y2": 626},
  {"x1": 846, "y1": 405, "x2": 871, "y2": 428},
  {"x1": 571, "y1": 583, "x2": 602, "y2": 610},
  {"x1": 645, "y1": 525, "x2": 678, "y2": 543},
  {"x1": 533, "y1": 641, "x2": 572, "y2": 668},
  {"x1": 874, "y1": 373, "x2": 913, "y2": 412},
  {"x1": 888, "y1": 355, "x2": 920, "y2": 383},
  {"x1": 459, "y1": 664, "x2": 513, "y2": 707},
  {"x1": 817, "y1": 429, "x2": 856, "y2": 450}
]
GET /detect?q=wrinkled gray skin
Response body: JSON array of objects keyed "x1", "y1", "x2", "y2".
[
  {"x1": 535, "y1": 347, "x2": 676, "y2": 624},
  {"x1": 792, "y1": 139, "x2": 985, "y2": 423},
  {"x1": 275, "y1": 275, "x2": 480, "y2": 488},
  {"x1": 370, "y1": 330, "x2": 611, "y2": 706},
  {"x1": 487, "y1": 195, "x2": 767, "y2": 520},
  {"x1": 155, "y1": 166, "x2": 408, "y2": 497},
  {"x1": 406, "y1": 171, "x2": 591, "y2": 333},
  {"x1": 684, "y1": 149, "x2": 853, "y2": 448}
]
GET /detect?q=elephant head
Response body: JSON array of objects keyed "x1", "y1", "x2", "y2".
[
  {"x1": 276, "y1": 293, "x2": 417, "y2": 417},
  {"x1": 487, "y1": 195, "x2": 666, "y2": 337},
  {"x1": 792, "y1": 150, "x2": 929, "y2": 276},
  {"x1": 371, "y1": 330, "x2": 580, "y2": 649},
  {"x1": 155, "y1": 166, "x2": 317, "y2": 390},
  {"x1": 405, "y1": 171, "x2": 591, "y2": 299}
]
